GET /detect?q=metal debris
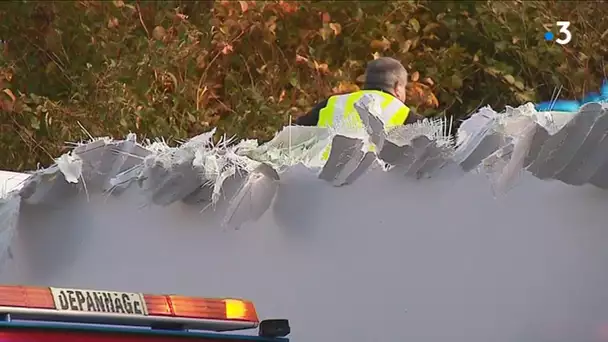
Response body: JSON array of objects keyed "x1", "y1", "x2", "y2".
[{"x1": 0, "y1": 100, "x2": 605, "y2": 238}]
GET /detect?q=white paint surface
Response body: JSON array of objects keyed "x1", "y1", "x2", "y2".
[
  {"x1": 1, "y1": 102, "x2": 608, "y2": 342},
  {"x1": 0, "y1": 170, "x2": 30, "y2": 198},
  {"x1": 2, "y1": 164, "x2": 608, "y2": 342}
]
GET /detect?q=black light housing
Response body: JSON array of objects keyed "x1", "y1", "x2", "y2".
[{"x1": 258, "y1": 319, "x2": 290, "y2": 338}]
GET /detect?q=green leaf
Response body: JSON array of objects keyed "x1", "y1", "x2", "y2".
[
  {"x1": 30, "y1": 94, "x2": 41, "y2": 104},
  {"x1": 422, "y1": 23, "x2": 441, "y2": 34},
  {"x1": 484, "y1": 67, "x2": 500, "y2": 76},
  {"x1": 494, "y1": 41, "x2": 507, "y2": 51},
  {"x1": 523, "y1": 52, "x2": 539, "y2": 68},
  {"x1": 30, "y1": 116, "x2": 40, "y2": 130},
  {"x1": 515, "y1": 91, "x2": 535, "y2": 103},
  {"x1": 450, "y1": 74, "x2": 463, "y2": 89},
  {"x1": 289, "y1": 76, "x2": 299, "y2": 88},
  {"x1": 503, "y1": 74, "x2": 515, "y2": 84},
  {"x1": 409, "y1": 18, "x2": 420, "y2": 33}
]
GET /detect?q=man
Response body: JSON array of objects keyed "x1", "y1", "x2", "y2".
[{"x1": 295, "y1": 57, "x2": 425, "y2": 128}]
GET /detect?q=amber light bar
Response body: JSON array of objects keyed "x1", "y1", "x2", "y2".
[
  {"x1": 143, "y1": 295, "x2": 258, "y2": 322},
  {"x1": 0, "y1": 286, "x2": 55, "y2": 309},
  {"x1": 0, "y1": 285, "x2": 259, "y2": 332}
]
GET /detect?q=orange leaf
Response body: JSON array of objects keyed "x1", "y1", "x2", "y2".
[
  {"x1": 279, "y1": 90, "x2": 286, "y2": 102},
  {"x1": 369, "y1": 38, "x2": 390, "y2": 51},
  {"x1": 332, "y1": 82, "x2": 360, "y2": 94},
  {"x1": 427, "y1": 93, "x2": 439, "y2": 108},
  {"x1": 422, "y1": 77, "x2": 434, "y2": 86},
  {"x1": 406, "y1": 81, "x2": 439, "y2": 109},
  {"x1": 3, "y1": 89, "x2": 16, "y2": 103},
  {"x1": 295, "y1": 54, "x2": 308, "y2": 64},
  {"x1": 321, "y1": 12, "x2": 331, "y2": 23},
  {"x1": 410, "y1": 71, "x2": 420, "y2": 82},
  {"x1": 314, "y1": 61, "x2": 329, "y2": 74},
  {"x1": 221, "y1": 44, "x2": 234, "y2": 55},
  {"x1": 279, "y1": 0, "x2": 297, "y2": 14},
  {"x1": 238, "y1": 1, "x2": 248, "y2": 12},
  {"x1": 329, "y1": 22, "x2": 341, "y2": 36},
  {"x1": 107, "y1": 17, "x2": 119, "y2": 29}
]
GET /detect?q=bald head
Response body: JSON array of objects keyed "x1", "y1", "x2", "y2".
[{"x1": 363, "y1": 57, "x2": 408, "y2": 102}]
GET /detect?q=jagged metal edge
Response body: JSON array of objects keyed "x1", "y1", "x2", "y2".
[
  {"x1": 1, "y1": 101, "x2": 606, "y2": 233},
  {"x1": 469, "y1": 102, "x2": 608, "y2": 193},
  {"x1": 0, "y1": 100, "x2": 604, "y2": 276}
]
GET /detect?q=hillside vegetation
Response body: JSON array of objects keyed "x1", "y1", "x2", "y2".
[{"x1": 0, "y1": 0, "x2": 606, "y2": 171}]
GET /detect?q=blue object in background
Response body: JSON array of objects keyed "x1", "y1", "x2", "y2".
[
  {"x1": 535, "y1": 100, "x2": 580, "y2": 112},
  {"x1": 582, "y1": 92, "x2": 601, "y2": 104},
  {"x1": 535, "y1": 79, "x2": 608, "y2": 112},
  {"x1": 602, "y1": 79, "x2": 608, "y2": 97}
]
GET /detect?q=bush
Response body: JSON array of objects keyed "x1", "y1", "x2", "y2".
[{"x1": 0, "y1": 0, "x2": 606, "y2": 171}]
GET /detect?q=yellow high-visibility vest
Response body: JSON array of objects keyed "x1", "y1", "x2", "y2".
[{"x1": 316, "y1": 90, "x2": 411, "y2": 160}]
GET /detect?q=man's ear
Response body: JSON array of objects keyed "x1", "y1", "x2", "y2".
[{"x1": 393, "y1": 81, "x2": 402, "y2": 92}]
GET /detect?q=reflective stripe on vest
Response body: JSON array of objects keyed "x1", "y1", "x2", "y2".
[
  {"x1": 316, "y1": 90, "x2": 410, "y2": 160},
  {"x1": 317, "y1": 90, "x2": 410, "y2": 129}
]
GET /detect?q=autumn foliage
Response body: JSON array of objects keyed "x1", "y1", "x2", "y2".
[{"x1": 0, "y1": 1, "x2": 606, "y2": 171}]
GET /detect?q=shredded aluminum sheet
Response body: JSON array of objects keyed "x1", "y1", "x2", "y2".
[{"x1": 0, "y1": 99, "x2": 606, "y2": 264}]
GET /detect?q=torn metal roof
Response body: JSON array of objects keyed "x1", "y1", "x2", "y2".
[
  {"x1": 0, "y1": 98, "x2": 606, "y2": 232},
  {"x1": 0, "y1": 96, "x2": 607, "y2": 342}
]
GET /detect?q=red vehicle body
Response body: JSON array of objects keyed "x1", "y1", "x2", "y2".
[{"x1": 0, "y1": 285, "x2": 289, "y2": 342}]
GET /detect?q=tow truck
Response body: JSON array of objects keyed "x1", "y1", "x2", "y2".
[{"x1": 0, "y1": 285, "x2": 290, "y2": 341}]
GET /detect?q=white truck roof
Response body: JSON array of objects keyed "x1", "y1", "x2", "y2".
[{"x1": 0, "y1": 102, "x2": 607, "y2": 342}]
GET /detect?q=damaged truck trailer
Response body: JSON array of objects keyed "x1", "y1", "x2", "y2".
[{"x1": 1, "y1": 99, "x2": 608, "y2": 342}]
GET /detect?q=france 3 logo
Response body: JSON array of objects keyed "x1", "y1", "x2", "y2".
[{"x1": 544, "y1": 21, "x2": 572, "y2": 45}]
